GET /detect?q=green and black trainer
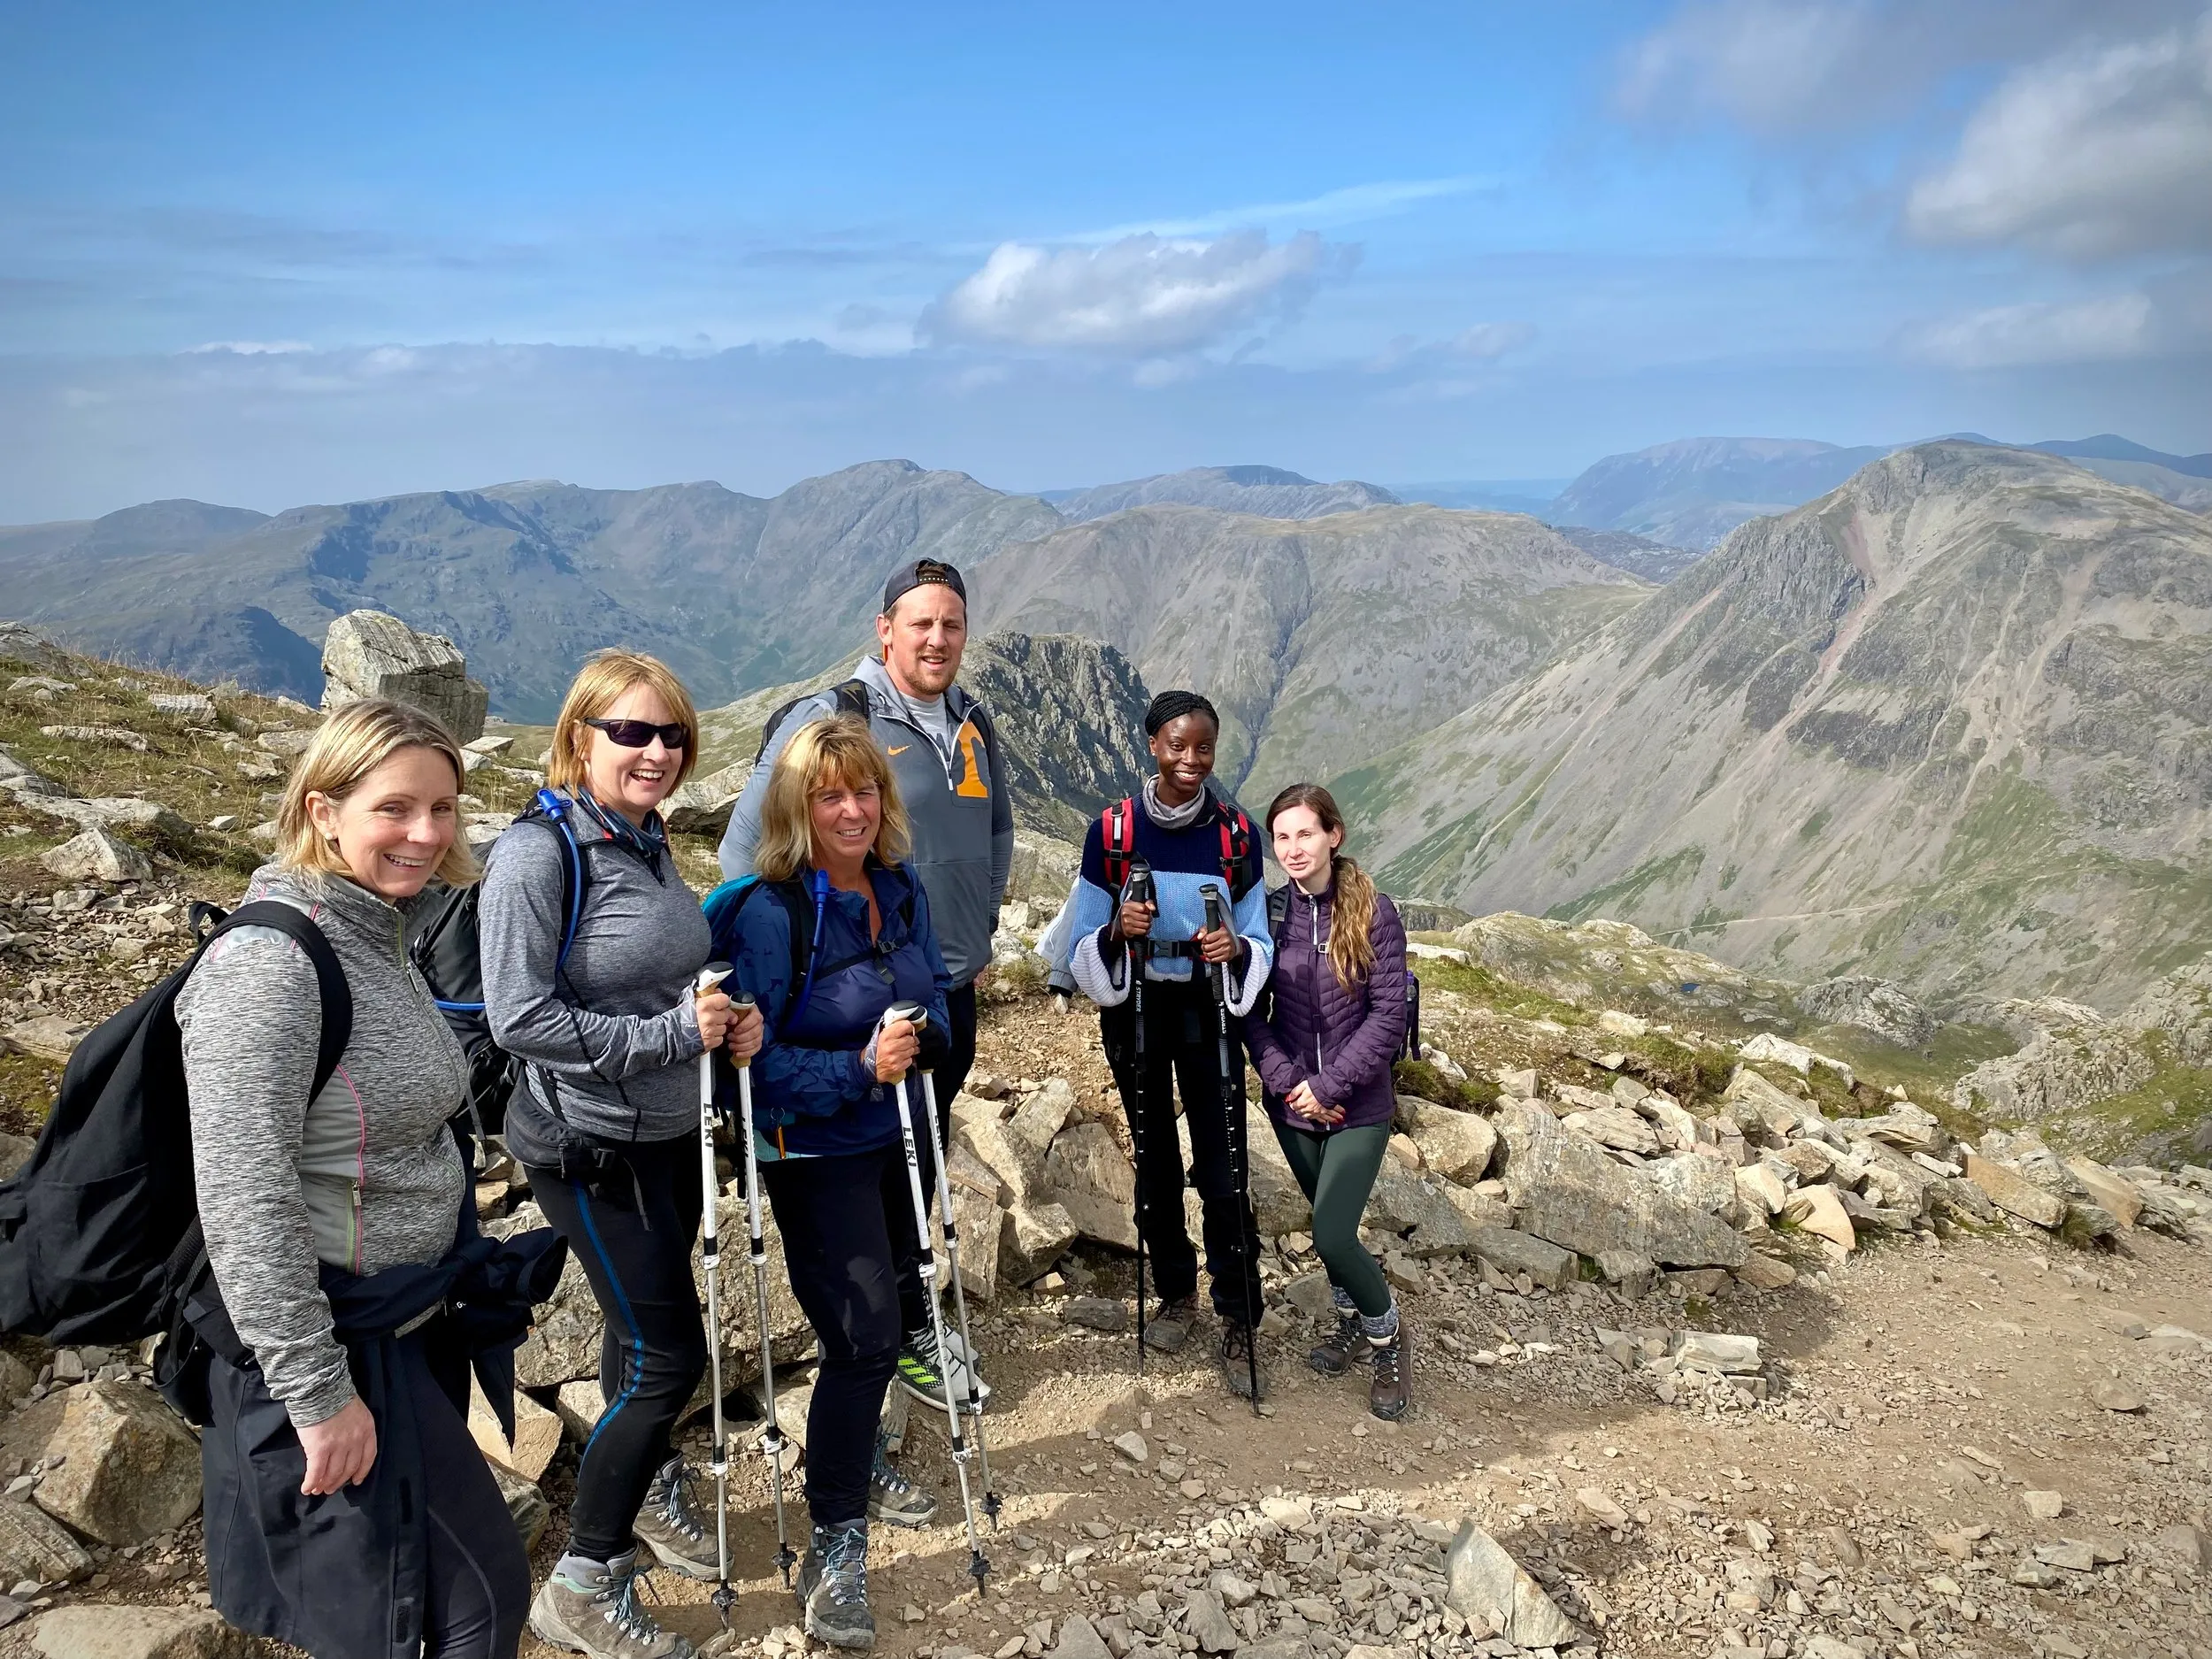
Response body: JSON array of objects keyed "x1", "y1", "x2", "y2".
[{"x1": 894, "y1": 1322, "x2": 990, "y2": 1411}]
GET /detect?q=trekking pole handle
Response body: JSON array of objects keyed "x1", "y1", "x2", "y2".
[
  {"x1": 1202, "y1": 884, "x2": 1225, "y2": 935},
  {"x1": 882, "y1": 1000, "x2": 929, "y2": 1035},
  {"x1": 695, "y1": 962, "x2": 733, "y2": 995},
  {"x1": 731, "y1": 991, "x2": 755, "y2": 1068}
]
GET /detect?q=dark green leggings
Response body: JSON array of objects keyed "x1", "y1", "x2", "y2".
[{"x1": 1272, "y1": 1120, "x2": 1393, "y2": 1318}]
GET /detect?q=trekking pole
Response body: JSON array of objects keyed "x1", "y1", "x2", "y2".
[
  {"x1": 881, "y1": 1002, "x2": 990, "y2": 1593},
  {"x1": 732, "y1": 989, "x2": 798, "y2": 1586},
  {"x1": 1202, "y1": 885, "x2": 1263, "y2": 1415},
  {"x1": 693, "y1": 965, "x2": 742, "y2": 1638},
  {"x1": 916, "y1": 1063, "x2": 1001, "y2": 1527},
  {"x1": 1121, "y1": 858, "x2": 1156, "y2": 1373}
]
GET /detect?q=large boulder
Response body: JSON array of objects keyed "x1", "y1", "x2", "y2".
[
  {"x1": 1044, "y1": 1122, "x2": 1140, "y2": 1251},
  {"x1": 40, "y1": 827, "x2": 152, "y2": 884},
  {"x1": 320, "y1": 610, "x2": 488, "y2": 742},
  {"x1": 1002, "y1": 1198, "x2": 1079, "y2": 1286},
  {"x1": 664, "y1": 764, "x2": 745, "y2": 838},
  {"x1": 4, "y1": 1381, "x2": 201, "y2": 1546},
  {"x1": 1496, "y1": 1103, "x2": 1748, "y2": 1268},
  {"x1": 1366, "y1": 1163, "x2": 1482, "y2": 1257},
  {"x1": 1796, "y1": 976, "x2": 1934, "y2": 1047},
  {"x1": 1396, "y1": 1098, "x2": 1496, "y2": 1182},
  {"x1": 29, "y1": 1605, "x2": 250, "y2": 1659},
  {"x1": 1445, "y1": 1518, "x2": 1578, "y2": 1647}
]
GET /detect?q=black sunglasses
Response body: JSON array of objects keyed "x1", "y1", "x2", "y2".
[{"x1": 583, "y1": 717, "x2": 690, "y2": 749}]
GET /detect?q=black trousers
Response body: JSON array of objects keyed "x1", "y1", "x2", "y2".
[
  {"x1": 528, "y1": 1135, "x2": 709, "y2": 1563},
  {"x1": 891, "y1": 978, "x2": 977, "y2": 1325},
  {"x1": 763, "y1": 1143, "x2": 929, "y2": 1529},
  {"x1": 1101, "y1": 973, "x2": 1263, "y2": 1324},
  {"x1": 204, "y1": 1322, "x2": 529, "y2": 1659}
]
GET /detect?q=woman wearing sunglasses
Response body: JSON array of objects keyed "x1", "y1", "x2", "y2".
[{"x1": 479, "y1": 650, "x2": 763, "y2": 1659}]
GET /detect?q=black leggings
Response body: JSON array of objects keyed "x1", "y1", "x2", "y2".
[
  {"x1": 763, "y1": 1143, "x2": 929, "y2": 1529},
  {"x1": 1102, "y1": 975, "x2": 1263, "y2": 1323},
  {"x1": 529, "y1": 1135, "x2": 709, "y2": 1563}
]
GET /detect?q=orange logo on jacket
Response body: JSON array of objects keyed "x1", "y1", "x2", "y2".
[{"x1": 954, "y1": 723, "x2": 989, "y2": 798}]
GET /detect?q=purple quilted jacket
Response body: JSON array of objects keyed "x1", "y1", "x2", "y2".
[{"x1": 1247, "y1": 882, "x2": 1409, "y2": 1131}]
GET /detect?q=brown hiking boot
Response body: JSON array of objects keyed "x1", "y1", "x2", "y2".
[
  {"x1": 529, "y1": 1550, "x2": 696, "y2": 1659},
  {"x1": 1219, "y1": 1319, "x2": 1267, "y2": 1402},
  {"x1": 1368, "y1": 1325, "x2": 1411, "y2": 1420},
  {"x1": 1142, "y1": 1294, "x2": 1200, "y2": 1354},
  {"x1": 1309, "y1": 1309, "x2": 1361, "y2": 1376}
]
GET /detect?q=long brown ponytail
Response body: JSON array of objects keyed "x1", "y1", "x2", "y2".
[{"x1": 1265, "y1": 783, "x2": 1377, "y2": 990}]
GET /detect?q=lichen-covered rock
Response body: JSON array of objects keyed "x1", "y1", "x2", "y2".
[{"x1": 320, "y1": 610, "x2": 488, "y2": 742}]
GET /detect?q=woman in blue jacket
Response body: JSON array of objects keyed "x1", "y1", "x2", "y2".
[{"x1": 717, "y1": 715, "x2": 951, "y2": 1652}]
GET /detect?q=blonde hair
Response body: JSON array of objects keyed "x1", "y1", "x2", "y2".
[
  {"x1": 1264, "y1": 783, "x2": 1377, "y2": 988},
  {"x1": 546, "y1": 649, "x2": 700, "y2": 795},
  {"x1": 279, "y1": 699, "x2": 477, "y2": 887},
  {"x1": 755, "y1": 715, "x2": 911, "y2": 881}
]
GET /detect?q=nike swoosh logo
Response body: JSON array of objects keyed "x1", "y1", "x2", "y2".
[{"x1": 887, "y1": 745, "x2": 911, "y2": 757}]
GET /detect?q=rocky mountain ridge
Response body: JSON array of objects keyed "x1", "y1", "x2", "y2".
[
  {"x1": 1339, "y1": 442, "x2": 2212, "y2": 1011},
  {"x1": 969, "y1": 504, "x2": 1647, "y2": 802}
]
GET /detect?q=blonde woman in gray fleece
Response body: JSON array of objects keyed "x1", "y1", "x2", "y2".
[{"x1": 177, "y1": 699, "x2": 532, "y2": 1659}]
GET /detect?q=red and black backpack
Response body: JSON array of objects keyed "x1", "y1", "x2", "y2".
[{"x1": 1100, "y1": 795, "x2": 1257, "y2": 899}]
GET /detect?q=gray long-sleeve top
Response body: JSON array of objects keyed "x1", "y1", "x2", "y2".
[
  {"x1": 717, "y1": 654, "x2": 1013, "y2": 987},
  {"x1": 479, "y1": 795, "x2": 711, "y2": 1167},
  {"x1": 177, "y1": 864, "x2": 471, "y2": 1428}
]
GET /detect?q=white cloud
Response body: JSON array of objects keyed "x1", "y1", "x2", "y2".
[
  {"x1": 1363, "y1": 322, "x2": 1538, "y2": 373},
  {"x1": 1905, "y1": 15, "x2": 2212, "y2": 256},
  {"x1": 1074, "y1": 178, "x2": 1485, "y2": 243},
  {"x1": 1898, "y1": 293, "x2": 2156, "y2": 366},
  {"x1": 922, "y1": 230, "x2": 1348, "y2": 356},
  {"x1": 1616, "y1": 0, "x2": 2203, "y2": 134},
  {"x1": 184, "y1": 340, "x2": 312, "y2": 354}
]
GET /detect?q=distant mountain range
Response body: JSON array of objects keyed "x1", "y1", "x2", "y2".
[
  {"x1": 1548, "y1": 433, "x2": 2212, "y2": 549},
  {"x1": 1043, "y1": 465, "x2": 1399, "y2": 522},
  {"x1": 1340, "y1": 441, "x2": 2212, "y2": 1008},
  {"x1": 0, "y1": 463, "x2": 1061, "y2": 718}
]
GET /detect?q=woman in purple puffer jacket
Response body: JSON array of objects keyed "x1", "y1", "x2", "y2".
[{"x1": 1245, "y1": 783, "x2": 1412, "y2": 1420}]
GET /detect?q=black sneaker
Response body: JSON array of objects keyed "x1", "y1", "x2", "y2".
[
  {"x1": 1309, "y1": 1308, "x2": 1361, "y2": 1377},
  {"x1": 797, "y1": 1520, "x2": 875, "y2": 1649},
  {"x1": 1220, "y1": 1320, "x2": 1267, "y2": 1402}
]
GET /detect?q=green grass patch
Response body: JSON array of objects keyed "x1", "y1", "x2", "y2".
[
  {"x1": 1391, "y1": 1057, "x2": 1496, "y2": 1112},
  {"x1": 2064, "y1": 1037, "x2": 2212, "y2": 1165},
  {"x1": 0, "y1": 1051, "x2": 60, "y2": 1137},
  {"x1": 1548, "y1": 846, "x2": 1705, "y2": 925},
  {"x1": 1621, "y1": 1033, "x2": 1733, "y2": 1104},
  {"x1": 1408, "y1": 955, "x2": 1587, "y2": 1025}
]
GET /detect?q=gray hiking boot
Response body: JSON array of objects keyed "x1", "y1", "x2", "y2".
[
  {"x1": 529, "y1": 1549, "x2": 695, "y2": 1659},
  {"x1": 796, "y1": 1519, "x2": 875, "y2": 1649},
  {"x1": 867, "y1": 1436, "x2": 939, "y2": 1528},
  {"x1": 1141, "y1": 1294, "x2": 1200, "y2": 1354},
  {"x1": 633, "y1": 1455, "x2": 718, "y2": 1580}
]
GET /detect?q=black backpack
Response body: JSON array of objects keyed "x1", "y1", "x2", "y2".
[
  {"x1": 0, "y1": 902, "x2": 351, "y2": 1345},
  {"x1": 1263, "y1": 884, "x2": 1422, "y2": 1060},
  {"x1": 408, "y1": 791, "x2": 587, "y2": 1142},
  {"x1": 753, "y1": 678, "x2": 870, "y2": 765}
]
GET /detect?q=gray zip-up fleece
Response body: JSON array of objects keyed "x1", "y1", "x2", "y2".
[
  {"x1": 480, "y1": 794, "x2": 710, "y2": 1166},
  {"x1": 177, "y1": 864, "x2": 471, "y2": 1428},
  {"x1": 717, "y1": 653, "x2": 1013, "y2": 987}
]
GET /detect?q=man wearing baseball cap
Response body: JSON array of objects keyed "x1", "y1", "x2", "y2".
[{"x1": 719, "y1": 557, "x2": 1010, "y2": 1499}]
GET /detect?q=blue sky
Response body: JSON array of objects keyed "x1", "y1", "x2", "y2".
[{"x1": 2, "y1": 0, "x2": 2207, "y2": 518}]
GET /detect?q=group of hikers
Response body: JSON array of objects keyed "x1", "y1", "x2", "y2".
[{"x1": 159, "y1": 557, "x2": 1417, "y2": 1659}]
